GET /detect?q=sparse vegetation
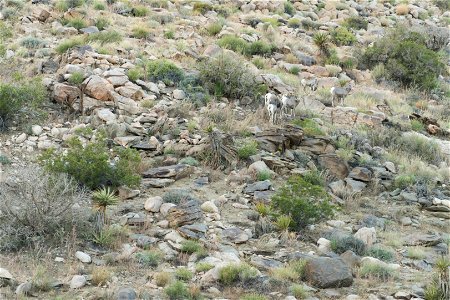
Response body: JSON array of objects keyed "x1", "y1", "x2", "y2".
[
  {"x1": 359, "y1": 261, "x2": 396, "y2": 281},
  {"x1": 163, "y1": 189, "x2": 195, "y2": 204},
  {"x1": 146, "y1": 59, "x2": 184, "y2": 85},
  {"x1": 218, "y1": 263, "x2": 258, "y2": 285},
  {"x1": 237, "y1": 139, "x2": 258, "y2": 159},
  {"x1": 330, "y1": 27, "x2": 357, "y2": 46},
  {"x1": 175, "y1": 267, "x2": 193, "y2": 281},
  {"x1": 135, "y1": 250, "x2": 162, "y2": 268},
  {"x1": 330, "y1": 235, "x2": 366, "y2": 255},
  {"x1": 366, "y1": 246, "x2": 395, "y2": 262}
]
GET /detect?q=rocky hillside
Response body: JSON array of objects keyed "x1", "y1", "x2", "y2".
[{"x1": 0, "y1": 0, "x2": 449, "y2": 299}]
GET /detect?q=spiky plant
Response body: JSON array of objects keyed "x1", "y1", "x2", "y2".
[
  {"x1": 92, "y1": 187, "x2": 119, "y2": 232},
  {"x1": 313, "y1": 32, "x2": 330, "y2": 56}
]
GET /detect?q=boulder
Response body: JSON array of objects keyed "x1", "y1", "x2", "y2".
[
  {"x1": 144, "y1": 196, "x2": 163, "y2": 212},
  {"x1": 354, "y1": 227, "x2": 376, "y2": 247},
  {"x1": 318, "y1": 154, "x2": 349, "y2": 179},
  {"x1": 167, "y1": 200, "x2": 203, "y2": 227},
  {"x1": 222, "y1": 227, "x2": 249, "y2": 244},
  {"x1": 53, "y1": 83, "x2": 80, "y2": 104},
  {"x1": 117, "y1": 287, "x2": 137, "y2": 300},
  {"x1": 84, "y1": 75, "x2": 113, "y2": 101},
  {"x1": 70, "y1": 275, "x2": 86, "y2": 289},
  {"x1": 349, "y1": 167, "x2": 372, "y2": 182},
  {"x1": 305, "y1": 257, "x2": 353, "y2": 288},
  {"x1": 75, "y1": 251, "x2": 91, "y2": 263},
  {"x1": 201, "y1": 201, "x2": 219, "y2": 213},
  {"x1": 244, "y1": 180, "x2": 272, "y2": 194}
]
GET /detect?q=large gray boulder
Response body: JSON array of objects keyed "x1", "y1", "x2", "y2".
[{"x1": 305, "y1": 257, "x2": 353, "y2": 288}]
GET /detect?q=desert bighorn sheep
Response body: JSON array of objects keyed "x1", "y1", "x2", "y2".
[
  {"x1": 281, "y1": 94, "x2": 297, "y2": 118},
  {"x1": 300, "y1": 77, "x2": 318, "y2": 92},
  {"x1": 264, "y1": 92, "x2": 282, "y2": 125},
  {"x1": 330, "y1": 84, "x2": 352, "y2": 106}
]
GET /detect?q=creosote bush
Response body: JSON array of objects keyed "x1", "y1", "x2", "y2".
[
  {"x1": 330, "y1": 235, "x2": 366, "y2": 255},
  {"x1": 218, "y1": 264, "x2": 258, "y2": 285},
  {"x1": 342, "y1": 16, "x2": 368, "y2": 30},
  {"x1": 0, "y1": 166, "x2": 90, "y2": 251},
  {"x1": 146, "y1": 59, "x2": 184, "y2": 85},
  {"x1": 237, "y1": 139, "x2": 258, "y2": 159},
  {"x1": 199, "y1": 53, "x2": 262, "y2": 101},
  {"x1": 40, "y1": 135, "x2": 141, "y2": 190},
  {"x1": 330, "y1": 27, "x2": 357, "y2": 46}
]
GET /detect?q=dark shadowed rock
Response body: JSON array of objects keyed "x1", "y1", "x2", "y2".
[
  {"x1": 244, "y1": 180, "x2": 272, "y2": 194},
  {"x1": 305, "y1": 257, "x2": 353, "y2": 288},
  {"x1": 117, "y1": 287, "x2": 136, "y2": 300},
  {"x1": 178, "y1": 223, "x2": 208, "y2": 239}
]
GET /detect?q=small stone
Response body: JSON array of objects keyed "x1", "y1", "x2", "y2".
[
  {"x1": 172, "y1": 89, "x2": 185, "y2": 100},
  {"x1": 75, "y1": 251, "x2": 91, "y2": 263},
  {"x1": 70, "y1": 275, "x2": 86, "y2": 289},
  {"x1": 15, "y1": 133, "x2": 27, "y2": 143},
  {"x1": 144, "y1": 196, "x2": 163, "y2": 213},
  {"x1": 201, "y1": 201, "x2": 219, "y2": 213},
  {"x1": 55, "y1": 257, "x2": 65, "y2": 262},
  {"x1": 400, "y1": 217, "x2": 412, "y2": 226},
  {"x1": 117, "y1": 287, "x2": 137, "y2": 300},
  {"x1": 31, "y1": 125, "x2": 43, "y2": 136}
]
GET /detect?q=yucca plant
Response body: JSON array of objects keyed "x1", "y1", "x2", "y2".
[
  {"x1": 92, "y1": 187, "x2": 119, "y2": 232},
  {"x1": 313, "y1": 32, "x2": 330, "y2": 56}
]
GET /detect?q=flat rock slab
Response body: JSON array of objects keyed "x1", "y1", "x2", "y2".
[
  {"x1": 250, "y1": 255, "x2": 283, "y2": 270},
  {"x1": 244, "y1": 180, "x2": 272, "y2": 194},
  {"x1": 305, "y1": 257, "x2": 353, "y2": 288},
  {"x1": 142, "y1": 178, "x2": 175, "y2": 188},
  {"x1": 167, "y1": 200, "x2": 203, "y2": 228},
  {"x1": 404, "y1": 234, "x2": 442, "y2": 246},
  {"x1": 222, "y1": 227, "x2": 249, "y2": 244},
  {"x1": 142, "y1": 164, "x2": 193, "y2": 179}
]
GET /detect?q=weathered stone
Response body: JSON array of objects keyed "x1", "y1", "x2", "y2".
[
  {"x1": 299, "y1": 138, "x2": 335, "y2": 155},
  {"x1": 84, "y1": 75, "x2": 113, "y2": 101},
  {"x1": 349, "y1": 167, "x2": 372, "y2": 182},
  {"x1": 255, "y1": 125, "x2": 303, "y2": 153},
  {"x1": 250, "y1": 256, "x2": 283, "y2": 270},
  {"x1": 167, "y1": 200, "x2": 203, "y2": 228},
  {"x1": 144, "y1": 196, "x2": 163, "y2": 212},
  {"x1": 75, "y1": 251, "x2": 91, "y2": 263},
  {"x1": 354, "y1": 227, "x2": 376, "y2": 247},
  {"x1": 70, "y1": 275, "x2": 86, "y2": 289},
  {"x1": 97, "y1": 108, "x2": 116, "y2": 123},
  {"x1": 178, "y1": 223, "x2": 208, "y2": 239},
  {"x1": 53, "y1": 83, "x2": 80, "y2": 104},
  {"x1": 345, "y1": 178, "x2": 367, "y2": 192},
  {"x1": 201, "y1": 201, "x2": 219, "y2": 213},
  {"x1": 318, "y1": 154, "x2": 349, "y2": 179},
  {"x1": 222, "y1": 227, "x2": 249, "y2": 244},
  {"x1": 80, "y1": 26, "x2": 99, "y2": 34},
  {"x1": 173, "y1": 89, "x2": 185, "y2": 100},
  {"x1": 305, "y1": 257, "x2": 353, "y2": 288},
  {"x1": 117, "y1": 287, "x2": 137, "y2": 300},
  {"x1": 0, "y1": 268, "x2": 13, "y2": 280},
  {"x1": 142, "y1": 164, "x2": 193, "y2": 180},
  {"x1": 404, "y1": 234, "x2": 442, "y2": 246},
  {"x1": 244, "y1": 180, "x2": 271, "y2": 194},
  {"x1": 142, "y1": 178, "x2": 175, "y2": 188}
]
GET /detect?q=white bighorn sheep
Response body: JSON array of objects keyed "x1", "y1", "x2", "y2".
[
  {"x1": 300, "y1": 77, "x2": 318, "y2": 92},
  {"x1": 264, "y1": 92, "x2": 282, "y2": 125},
  {"x1": 281, "y1": 94, "x2": 297, "y2": 118},
  {"x1": 330, "y1": 84, "x2": 352, "y2": 107}
]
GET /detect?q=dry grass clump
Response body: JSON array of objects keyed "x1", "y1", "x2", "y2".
[
  {"x1": 92, "y1": 266, "x2": 112, "y2": 286},
  {"x1": 395, "y1": 4, "x2": 409, "y2": 15}
]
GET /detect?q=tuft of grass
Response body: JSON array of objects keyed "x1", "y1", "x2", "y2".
[
  {"x1": 175, "y1": 267, "x2": 193, "y2": 281},
  {"x1": 87, "y1": 30, "x2": 122, "y2": 45},
  {"x1": 256, "y1": 170, "x2": 272, "y2": 181},
  {"x1": 359, "y1": 261, "x2": 396, "y2": 281},
  {"x1": 95, "y1": 17, "x2": 110, "y2": 30},
  {"x1": 32, "y1": 266, "x2": 53, "y2": 292},
  {"x1": 133, "y1": 5, "x2": 148, "y2": 16},
  {"x1": 196, "y1": 262, "x2": 214, "y2": 272},
  {"x1": 164, "y1": 30, "x2": 175, "y2": 39},
  {"x1": 410, "y1": 119, "x2": 425, "y2": 132},
  {"x1": 292, "y1": 118, "x2": 324, "y2": 136},
  {"x1": 91, "y1": 266, "x2": 112, "y2": 286},
  {"x1": 255, "y1": 202, "x2": 272, "y2": 217},
  {"x1": 131, "y1": 26, "x2": 150, "y2": 39},
  {"x1": 275, "y1": 215, "x2": 292, "y2": 231},
  {"x1": 218, "y1": 264, "x2": 258, "y2": 285},
  {"x1": 55, "y1": 36, "x2": 85, "y2": 54},
  {"x1": 135, "y1": 250, "x2": 162, "y2": 268},
  {"x1": 180, "y1": 240, "x2": 206, "y2": 256},
  {"x1": 330, "y1": 235, "x2": 366, "y2": 255},
  {"x1": 127, "y1": 67, "x2": 143, "y2": 82},
  {"x1": 365, "y1": 246, "x2": 395, "y2": 262},
  {"x1": 66, "y1": 17, "x2": 87, "y2": 30},
  {"x1": 406, "y1": 247, "x2": 426, "y2": 260},
  {"x1": 93, "y1": 0, "x2": 106, "y2": 10},
  {"x1": 396, "y1": 4, "x2": 409, "y2": 15},
  {"x1": 20, "y1": 36, "x2": 44, "y2": 49},
  {"x1": 205, "y1": 21, "x2": 224, "y2": 36},
  {"x1": 162, "y1": 189, "x2": 194, "y2": 204},
  {"x1": 290, "y1": 284, "x2": 309, "y2": 299},
  {"x1": 165, "y1": 280, "x2": 190, "y2": 300},
  {"x1": 155, "y1": 271, "x2": 172, "y2": 287},
  {"x1": 179, "y1": 156, "x2": 199, "y2": 166},
  {"x1": 67, "y1": 71, "x2": 84, "y2": 85},
  {"x1": 237, "y1": 140, "x2": 258, "y2": 159}
]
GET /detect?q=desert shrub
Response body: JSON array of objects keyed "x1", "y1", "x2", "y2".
[
  {"x1": 20, "y1": 36, "x2": 45, "y2": 49},
  {"x1": 365, "y1": 246, "x2": 395, "y2": 262},
  {"x1": 393, "y1": 174, "x2": 416, "y2": 190},
  {"x1": 146, "y1": 59, "x2": 184, "y2": 85},
  {"x1": 92, "y1": 266, "x2": 112, "y2": 286},
  {"x1": 246, "y1": 40, "x2": 276, "y2": 57},
  {"x1": 180, "y1": 240, "x2": 205, "y2": 254},
  {"x1": 359, "y1": 261, "x2": 396, "y2": 281},
  {"x1": 154, "y1": 272, "x2": 171, "y2": 287},
  {"x1": 198, "y1": 53, "x2": 260, "y2": 100},
  {"x1": 95, "y1": 17, "x2": 110, "y2": 30},
  {"x1": 0, "y1": 80, "x2": 46, "y2": 130},
  {"x1": 92, "y1": 225, "x2": 128, "y2": 249},
  {"x1": 313, "y1": 32, "x2": 330, "y2": 56},
  {"x1": 40, "y1": 136, "x2": 141, "y2": 190},
  {"x1": 358, "y1": 26, "x2": 446, "y2": 91},
  {"x1": 290, "y1": 284, "x2": 309, "y2": 299},
  {"x1": 93, "y1": 1, "x2": 106, "y2": 10},
  {"x1": 131, "y1": 26, "x2": 150, "y2": 39},
  {"x1": 330, "y1": 235, "x2": 366, "y2": 255},
  {"x1": 237, "y1": 139, "x2": 258, "y2": 159},
  {"x1": 175, "y1": 267, "x2": 193, "y2": 281},
  {"x1": 330, "y1": 27, "x2": 357, "y2": 46},
  {"x1": 410, "y1": 119, "x2": 425, "y2": 132},
  {"x1": 1, "y1": 7, "x2": 17, "y2": 20},
  {"x1": 32, "y1": 266, "x2": 53, "y2": 292},
  {"x1": 164, "y1": 30, "x2": 175, "y2": 39},
  {"x1": 217, "y1": 35, "x2": 248, "y2": 54},
  {"x1": 68, "y1": 71, "x2": 85, "y2": 85},
  {"x1": 301, "y1": 170, "x2": 325, "y2": 187},
  {"x1": 132, "y1": 5, "x2": 148, "y2": 16},
  {"x1": 135, "y1": 250, "x2": 162, "y2": 267},
  {"x1": 289, "y1": 66, "x2": 300, "y2": 75},
  {"x1": 218, "y1": 264, "x2": 258, "y2": 285},
  {"x1": 406, "y1": 246, "x2": 427, "y2": 259},
  {"x1": 424, "y1": 256, "x2": 450, "y2": 300},
  {"x1": 127, "y1": 67, "x2": 143, "y2": 82},
  {"x1": 396, "y1": 4, "x2": 409, "y2": 15},
  {"x1": 287, "y1": 18, "x2": 301, "y2": 28},
  {"x1": 284, "y1": 1, "x2": 295, "y2": 15},
  {"x1": 0, "y1": 166, "x2": 90, "y2": 251},
  {"x1": 193, "y1": 2, "x2": 229, "y2": 17},
  {"x1": 0, "y1": 154, "x2": 11, "y2": 164},
  {"x1": 55, "y1": 36, "x2": 85, "y2": 54},
  {"x1": 206, "y1": 22, "x2": 223, "y2": 36},
  {"x1": 87, "y1": 30, "x2": 122, "y2": 45},
  {"x1": 163, "y1": 189, "x2": 195, "y2": 204},
  {"x1": 271, "y1": 175, "x2": 334, "y2": 230},
  {"x1": 342, "y1": 16, "x2": 368, "y2": 30},
  {"x1": 257, "y1": 170, "x2": 272, "y2": 181},
  {"x1": 165, "y1": 281, "x2": 190, "y2": 300},
  {"x1": 301, "y1": 19, "x2": 320, "y2": 30},
  {"x1": 178, "y1": 74, "x2": 210, "y2": 107},
  {"x1": 179, "y1": 156, "x2": 199, "y2": 166},
  {"x1": 397, "y1": 134, "x2": 443, "y2": 165}
]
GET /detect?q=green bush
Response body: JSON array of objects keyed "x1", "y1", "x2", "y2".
[
  {"x1": 398, "y1": 134, "x2": 443, "y2": 165},
  {"x1": 290, "y1": 284, "x2": 309, "y2": 299},
  {"x1": 175, "y1": 267, "x2": 193, "y2": 281},
  {"x1": 131, "y1": 26, "x2": 150, "y2": 39},
  {"x1": 67, "y1": 71, "x2": 84, "y2": 85},
  {"x1": 218, "y1": 264, "x2": 258, "y2": 285},
  {"x1": 287, "y1": 18, "x2": 301, "y2": 28},
  {"x1": 180, "y1": 240, "x2": 205, "y2": 255},
  {"x1": 358, "y1": 26, "x2": 446, "y2": 91},
  {"x1": 330, "y1": 27, "x2": 357, "y2": 46},
  {"x1": 165, "y1": 281, "x2": 190, "y2": 300},
  {"x1": 67, "y1": 17, "x2": 87, "y2": 30},
  {"x1": 0, "y1": 81, "x2": 46, "y2": 130},
  {"x1": 93, "y1": 1, "x2": 106, "y2": 10},
  {"x1": 365, "y1": 246, "x2": 395, "y2": 262},
  {"x1": 292, "y1": 118, "x2": 324, "y2": 136},
  {"x1": 196, "y1": 262, "x2": 214, "y2": 272},
  {"x1": 257, "y1": 170, "x2": 272, "y2": 181},
  {"x1": 127, "y1": 67, "x2": 143, "y2": 82},
  {"x1": 359, "y1": 261, "x2": 396, "y2": 281},
  {"x1": 271, "y1": 175, "x2": 334, "y2": 230},
  {"x1": 301, "y1": 170, "x2": 325, "y2": 187},
  {"x1": 301, "y1": 19, "x2": 320, "y2": 30},
  {"x1": 284, "y1": 1, "x2": 295, "y2": 15},
  {"x1": 179, "y1": 156, "x2": 199, "y2": 166},
  {"x1": 205, "y1": 21, "x2": 223, "y2": 36},
  {"x1": 237, "y1": 140, "x2": 258, "y2": 159},
  {"x1": 246, "y1": 40, "x2": 276, "y2": 56},
  {"x1": 217, "y1": 35, "x2": 275, "y2": 57},
  {"x1": 178, "y1": 74, "x2": 210, "y2": 107},
  {"x1": 95, "y1": 17, "x2": 110, "y2": 30},
  {"x1": 433, "y1": 0, "x2": 450, "y2": 10},
  {"x1": 330, "y1": 235, "x2": 366, "y2": 255},
  {"x1": 146, "y1": 59, "x2": 184, "y2": 85},
  {"x1": 20, "y1": 36, "x2": 44, "y2": 49},
  {"x1": 342, "y1": 16, "x2": 368, "y2": 30},
  {"x1": 132, "y1": 5, "x2": 148, "y2": 16},
  {"x1": 164, "y1": 30, "x2": 175, "y2": 39},
  {"x1": 40, "y1": 136, "x2": 141, "y2": 190},
  {"x1": 198, "y1": 53, "x2": 261, "y2": 100},
  {"x1": 135, "y1": 250, "x2": 162, "y2": 267}
]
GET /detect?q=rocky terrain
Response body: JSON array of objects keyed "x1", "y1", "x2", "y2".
[{"x1": 0, "y1": 0, "x2": 449, "y2": 299}]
